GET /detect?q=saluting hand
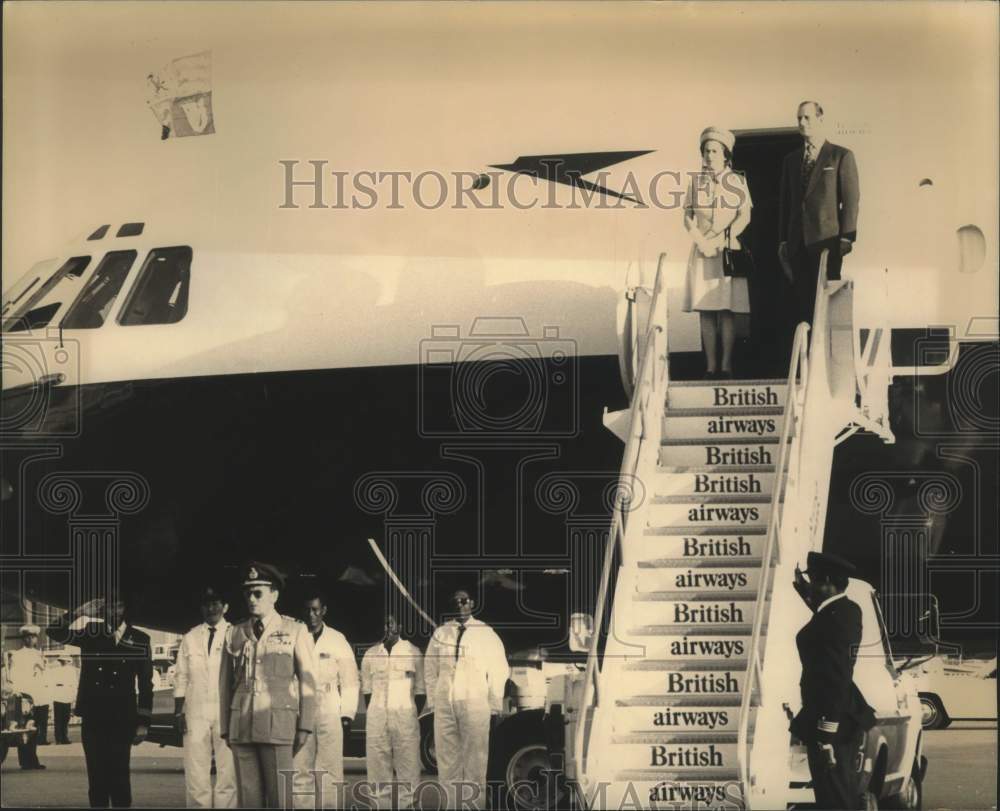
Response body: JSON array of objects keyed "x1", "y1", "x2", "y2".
[
  {"x1": 76, "y1": 598, "x2": 106, "y2": 618},
  {"x1": 133, "y1": 724, "x2": 149, "y2": 746}
]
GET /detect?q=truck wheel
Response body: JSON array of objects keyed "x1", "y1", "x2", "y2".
[
  {"x1": 918, "y1": 694, "x2": 948, "y2": 730},
  {"x1": 885, "y1": 758, "x2": 923, "y2": 810},
  {"x1": 0, "y1": 739, "x2": 8, "y2": 765},
  {"x1": 488, "y1": 710, "x2": 568, "y2": 810},
  {"x1": 419, "y1": 714, "x2": 437, "y2": 775}
]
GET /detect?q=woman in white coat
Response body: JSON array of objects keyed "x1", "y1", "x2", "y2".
[{"x1": 682, "y1": 126, "x2": 752, "y2": 379}]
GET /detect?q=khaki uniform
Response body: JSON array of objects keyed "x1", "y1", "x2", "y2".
[{"x1": 219, "y1": 612, "x2": 316, "y2": 809}]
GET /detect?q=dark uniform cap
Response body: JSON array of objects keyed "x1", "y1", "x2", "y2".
[
  {"x1": 242, "y1": 561, "x2": 285, "y2": 589},
  {"x1": 805, "y1": 551, "x2": 857, "y2": 579}
]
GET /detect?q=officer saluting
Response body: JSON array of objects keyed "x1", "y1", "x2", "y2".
[
  {"x1": 219, "y1": 563, "x2": 317, "y2": 809},
  {"x1": 791, "y1": 552, "x2": 876, "y2": 810}
]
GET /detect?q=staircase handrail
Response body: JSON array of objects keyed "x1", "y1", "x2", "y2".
[
  {"x1": 575, "y1": 252, "x2": 669, "y2": 777},
  {"x1": 737, "y1": 249, "x2": 828, "y2": 804}
]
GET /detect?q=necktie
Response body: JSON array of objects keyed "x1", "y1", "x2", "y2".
[
  {"x1": 312, "y1": 629, "x2": 322, "y2": 643},
  {"x1": 207, "y1": 626, "x2": 216, "y2": 655},
  {"x1": 253, "y1": 619, "x2": 264, "y2": 640},
  {"x1": 801, "y1": 143, "x2": 816, "y2": 195},
  {"x1": 454, "y1": 624, "x2": 466, "y2": 661}
]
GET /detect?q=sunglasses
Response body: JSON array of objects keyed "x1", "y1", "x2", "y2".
[{"x1": 245, "y1": 589, "x2": 269, "y2": 600}]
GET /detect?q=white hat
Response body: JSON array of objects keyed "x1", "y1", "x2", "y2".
[
  {"x1": 699, "y1": 126, "x2": 735, "y2": 153},
  {"x1": 19, "y1": 623, "x2": 41, "y2": 635}
]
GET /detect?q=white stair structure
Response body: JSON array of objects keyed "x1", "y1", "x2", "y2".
[{"x1": 572, "y1": 249, "x2": 896, "y2": 809}]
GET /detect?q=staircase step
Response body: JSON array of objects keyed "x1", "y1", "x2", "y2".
[
  {"x1": 604, "y1": 774, "x2": 743, "y2": 810},
  {"x1": 663, "y1": 408, "x2": 783, "y2": 441},
  {"x1": 608, "y1": 736, "x2": 741, "y2": 772},
  {"x1": 628, "y1": 623, "x2": 759, "y2": 637},
  {"x1": 609, "y1": 632, "x2": 751, "y2": 662},
  {"x1": 628, "y1": 597, "x2": 758, "y2": 630},
  {"x1": 668, "y1": 378, "x2": 787, "y2": 410},
  {"x1": 652, "y1": 468, "x2": 778, "y2": 498},
  {"x1": 634, "y1": 533, "x2": 767, "y2": 565},
  {"x1": 613, "y1": 664, "x2": 749, "y2": 700},
  {"x1": 646, "y1": 501, "x2": 772, "y2": 529},
  {"x1": 660, "y1": 438, "x2": 782, "y2": 468},
  {"x1": 629, "y1": 565, "x2": 761, "y2": 595}
]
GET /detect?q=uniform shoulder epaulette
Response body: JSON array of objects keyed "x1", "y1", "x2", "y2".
[{"x1": 280, "y1": 614, "x2": 304, "y2": 625}]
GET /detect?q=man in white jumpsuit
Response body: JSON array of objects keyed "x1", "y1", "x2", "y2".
[
  {"x1": 360, "y1": 614, "x2": 425, "y2": 809},
  {"x1": 292, "y1": 593, "x2": 359, "y2": 809},
  {"x1": 424, "y1": 589, "x2": 509, "y2": 810},
  {"x1": 174, "y1": 585, "x2": 237, "y2": 808}
]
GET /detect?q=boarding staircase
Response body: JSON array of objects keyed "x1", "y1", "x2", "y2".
[{"x1": 571, "y1": 249, "x2": 883, "y2": 809}]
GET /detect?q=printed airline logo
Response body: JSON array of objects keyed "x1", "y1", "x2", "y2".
[
  {"x1": 712, "y1": 386, "x2": 780, "y2": 407},
  {"x1": 489, "y1": 151, "x2": 653, "y2": 202},
  {"x1": 672, "y1": 601, "x2": 747, "y2": 624},
  {"x1": 704, "y1": 444, "x2": 774, "y2": 465},
  {"x1": 686, "y1": 504, "x2": 761, "y2": 525},
  {"x1": 706, "y1": 416, "x2": 777, "y2": 436},
  {"x1": 650, "y1": 744, "x2": 727, "y2": 767},
  {"x1": 648, "y1": 782, "x2": 741, "y2": 806},
  {"x1": 665, "y1": 671, "x2": 740, "y2": 694},
  {"x1": 693, "y1": 473, "x2": 763, "y2": 494},
  {"x1": 682, "y1": 536, "x2": 754, "y2": 557},
  {"x1": 651, "y1": 707, "x2": 731, "y2": 729},
  {"x1": 669, "y1": 636, "x2": 746, "y2": 658},
  {"x1": 673, "y1": 570, "x2": 750, "y2": 590}
]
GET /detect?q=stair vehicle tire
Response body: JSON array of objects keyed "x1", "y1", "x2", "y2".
[
  {"x1": 884, "y1": 757, "x2": 924, "y2": 810},
  {"x1": 488, "y1": 710, "x2": 568, "y2": 811},
  {"x1": 918, "y1": 694, "x2": 949, "y2": 730},
  {"x1": 0, "y1": 738, "x2": 8, "y2": 765}
]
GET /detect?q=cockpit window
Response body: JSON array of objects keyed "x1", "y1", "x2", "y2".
[
  {"x1": 2, "y1": 256, "x2": 91, "y2": 333},
  {"x1": 60, "y1": 250, "x2": 137, "y2": 329},
  {"x1": 118, "y1": 247, "x2": 192, "y2": 326}
]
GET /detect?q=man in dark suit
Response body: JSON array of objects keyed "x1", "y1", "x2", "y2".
[
  {"x1": 779, "y1": 101, "x2": 860, "y2": 327},
  {"x1": 791, "y1": 552, "x2": 876, "y2": 810},
  {"x1": 46, "y1": 596, "x2": 154, "y2": 808}
]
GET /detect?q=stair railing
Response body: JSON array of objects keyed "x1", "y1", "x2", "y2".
[
  {"x1": 574, "y1": 252, "x2": 669, "y2": 779},
  {"x1": 737, "y1": 249, "x2": 831, "y2": 804}
]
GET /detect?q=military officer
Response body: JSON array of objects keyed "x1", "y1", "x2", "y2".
[
  {"x1": 175, "y1": 585, "x2": 237, "y2": 808},
  {"x1": 425, "y1": 588, "x2": 509, "y2": 811},
  {"x1": 8, "y1": 624, "x2": 49, "y2": 769},
  {"x1": 360, "y1": 613, "x2": 425, "y2": 809},
  {"x1": 46, "y1": 596, "x2": 154, "y2": 808},
  {"x1": 291, "y1": 591, "x2": 359, "y2": 810},
  {"x1": 219, "y1": 563, "x2": 316, "y2": 809},
  {"x1": 791, "y1": 551, "x2": 877, "y2": 810}
]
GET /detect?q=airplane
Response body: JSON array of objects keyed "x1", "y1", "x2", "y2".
[{"x1": 2, "y1": 3, "x2": 997, "y2": 659}]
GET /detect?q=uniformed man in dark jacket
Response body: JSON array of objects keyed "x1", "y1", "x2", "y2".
[
  {"x1": 46, "y1": 596, "x2": 154, "y2": 808},
  {"x1": 791, "y1": 551, "x2": 876, "y2": 810}
]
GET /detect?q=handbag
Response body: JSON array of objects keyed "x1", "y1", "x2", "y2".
[{"x1": 722, "y1": 225, "x2": 755, "y2": 278}]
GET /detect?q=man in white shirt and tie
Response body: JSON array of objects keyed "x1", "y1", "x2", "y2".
[
  {"x1": 291, "y1": 591, "x2": 360, "y2": 809},
  {"x1": 8, "y1": 624, "x2": 49, "y2": 769},
  {"x1": 174, "y1": 585, "x2": 237, "y2": 808}
]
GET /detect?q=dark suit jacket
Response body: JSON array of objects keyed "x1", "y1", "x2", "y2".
[
  {"x1": 779, "y1": 140, "x2": 859, "y2": 253},
  {"x1": 46, "y1": 616, "x2": 153, "y2": 724},
  {"x1": 792, "y1": 595, "x2": 876, "y2": 744}
]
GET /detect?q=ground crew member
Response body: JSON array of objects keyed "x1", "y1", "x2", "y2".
[
  {"x1": 175, "y1": 585, "x2": 237, "y2": 808},
  {"x1": 49, "y1": 654, "x2": 79, "y2": 744},
  {"x1": 46, "y1": 596, "x2": 154, "y2": 808},
  {"x1": 791, "y1": 551, "x2": 877, "y2": 810},
  {"x1": 8, "y1": 624, "x2": 49, "y2": 768},
  {"x1": 360, "y1": 613, "x2": 425, "y2": 809},
  {"x1": 291, "y1": 591, "x2": 359, "y2": 810},
  {"x1": 219, "y1": 562, "x2": 316, "y2": 809},
  {"x1": 424, "y1": 588, "x2": 509, "y2": 810}
]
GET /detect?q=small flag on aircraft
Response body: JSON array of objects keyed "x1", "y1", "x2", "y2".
[{"x1": 146, "y1": 51, "x2": 215, "y2": 140}]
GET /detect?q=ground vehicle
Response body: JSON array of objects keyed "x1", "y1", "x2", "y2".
[
  {"x1": 904, "y1": 657, "x2": 998, "y2": 730},
  {"x1": 0, "y1": 689, "x2": 39, "y2": 765},
  {"x1": 785, "y1": 581, "x2": 928, "y2": 810}
]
